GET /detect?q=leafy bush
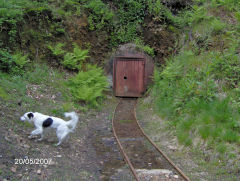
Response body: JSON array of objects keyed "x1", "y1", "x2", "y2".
[
  {"x1": 110, "y1": 0, "x2": 148, "y2": 45},
  {"x1": 12, "y1": 53, "x2": 29, "y2": 70},
  {"x1": 111, "y1": 22, "x2": 139, "y2": 45},
  {"x1": 47, "y1": 42, "x2": 90, "y2": 70},
  {"x1": 47, "y1": 42, "x2": 109, "y2": 108},
  {"x1": 52, "y1": 0, "x2": 82, "y2": 17},
  {"x1": 0, "y1": 0, "x2": 24, "y2": 48},
  {"x1": 62, "y1": 0, "x2": 81, "y2": 15},
  {"x1": 62, "y1": 43, "x2": 89, "y2": 70},
  {"x1": 212, "y1": 0, "x2": 240, "y2": 11},
  {"x1": 84, "y1": 0, "x2": 114, "y2": 31},
  {"x1": 210, "y1": 50, "x2": 240, "y2": 88},
  {"x1": 150, "y1": 0, "x2": 240, "y2": 157},
  {"x1": 0, "y1": 49, "x2": 14, "y2": 72},
  {"x1": 47, "y1": 43, "x2": 66, "y2": 56},
  {"x1": 0, "y1": 0, "x2": 53, "y2": 48},
  {"x1": 115, "y1": 0, "x2": 147, "y2": 24},
  {"x1": 68, "y1": 65, "x2": 109, "y2": 107},
  {"x1": 134, "y1": 38, "x2": 154, "y2": 57},
  {"x1": 153, "y1": 50, "x2": 240, "y2": 148},
  {"x1": 147, "y1": 0, "x2": 164, "y2": 17},
  {"x1": 0, "y1": 49, "x2": 28, "y2": 74}
]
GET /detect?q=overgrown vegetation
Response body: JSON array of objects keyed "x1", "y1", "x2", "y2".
[
  {"x1": 47, "y1": 42, "x2": 108, "y2": 107},
  {"x1": 62, "y1": 43, "x2": 89, "y2": 71},
  {"x1": 0, "y1": 49, "x2": 29, "y2": 74},
  {"x1": 48, "y1": 43, "x2": 90, "y2": 70},
  {"x1": 153, "y1": 0, "x2": 240, "y2": 163},
  {"x1": 0, "y1": 63, "x2": 72, "y2": 112},
  {"x1": 0, "y1": 0, "x2": 110, "y2": 109},
  {"x1": 154, "y1": 50, "x2": 240, "y2": 144},
  {"x1": 84, "y1": 0, "x2": 114, "y2": 31},
  {"x1": 68, "y1": 65, "x2": 108, "y2": 108},
  {"x1": 0, "y1": 0, "x2": 239, "y2": 179},
  {"x1": 1, "y1": 0, "x2": 164, "y2": 109},
  {"x1": 0, "y1": 85, "x2": 8, "y2": 100}
]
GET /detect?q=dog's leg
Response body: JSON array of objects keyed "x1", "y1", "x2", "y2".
[
  {"x1": 56, "y1": 141, "x2": 61, "y2": 146},
  {"x1": 56, "y1": 131, "x2": 69, "y2": 146},
  {"x1": 28, "y1": 135, "x2": 34, "y2": 139},
  {"x1": 28, "y1": 128, "x2": 43, "y2": 139},
  {"x1": 37, "y1": 132, "x2": 44, "y2": 141}
]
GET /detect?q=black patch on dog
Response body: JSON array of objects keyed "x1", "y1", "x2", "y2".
[
  {"x1": 27, "y1": 113, "x2": 34, "y2": 119},
  {"x1": 18, "y1": 101, "x2": 22, "y2": 106},
  {"x1": 42, "y1": 118, "x2": 53, "y2": 128}
]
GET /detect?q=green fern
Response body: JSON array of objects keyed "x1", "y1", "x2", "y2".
[
  {"x1": 0, "y1": 49, "x2": 28, "y2": 74},
  {"x1": 62, "y1": 43, "x2": 89, "y2": 70},
  {"x1": 47, "y1": 43, "x2": 66, "y2": 56},
  {"x1": 84, "y1": 0, "x2": 114, "y2": 31},
  {"x1": 134, "y1": 38, "x2": 154, "y2": 57},
  {"x1": 12, "y1": 53, "x2": 29, "y2": 69},
  {"x1": 68, "y1": 64, "x2": 108, "y2": 107},
  {"x1": 153, "y1": 49, "x2": 240, "y2": 150}
]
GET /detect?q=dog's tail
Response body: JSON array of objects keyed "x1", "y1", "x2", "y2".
[{"x1": 64, "y1": 112, "x2": 79, "y2": 132}]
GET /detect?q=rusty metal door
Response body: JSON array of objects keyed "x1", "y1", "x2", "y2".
[{"x1": 114, "y1": 58, "x2": 145, "y2": 97}]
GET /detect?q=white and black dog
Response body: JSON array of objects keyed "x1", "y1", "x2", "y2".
[{"x1": 20, "y1": 112, "x2": 79, "y2": 146}]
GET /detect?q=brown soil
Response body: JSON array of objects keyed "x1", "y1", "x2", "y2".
[
  {"x1": 0, "y1": 96, "x2": 134, "y2": 181},
  {"x1": 210, "y1": 6, "x2": 238, "y2": 25},
  {"x1": 65, "y1": 15, "x2": 111, "y2": 65},
  {"x1": 143, "y1": 17, "x2": 176, "y2": 65},
  {"x1": 114, "y1": 98, "x2": 143, "y2": 137}
]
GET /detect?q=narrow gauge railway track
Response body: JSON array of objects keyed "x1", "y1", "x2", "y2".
[{"x1": 112, "y1": 98, "x2": 191, "y2": 181}]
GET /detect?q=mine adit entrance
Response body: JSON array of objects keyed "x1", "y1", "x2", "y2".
[
  {"x1": 112, "y1": 44, "x2": 154, "y2": 97},
  {"x1": 113, "y1": 56, "x2": 145, "y2": 97}
]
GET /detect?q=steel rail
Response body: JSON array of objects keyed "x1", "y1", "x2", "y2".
[
  {"x1": 133, "y1": 100, "x2": 191, "y2": 181},
  {"x1": 112, "y1": 99, "x2": 191, "y2": 181},
  {"x1": 112, "y1": 101, "x2": 141, "y2": 181}
]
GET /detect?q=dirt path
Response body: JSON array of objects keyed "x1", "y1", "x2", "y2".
[{"x1": 0, "y1": 97, "x2": 133, "y2": 181}]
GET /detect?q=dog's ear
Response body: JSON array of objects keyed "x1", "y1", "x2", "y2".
[{"x1": 27, "y1": 113, "x2": 34, "y2": 119}]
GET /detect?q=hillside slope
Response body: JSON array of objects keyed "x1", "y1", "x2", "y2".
[{"x1": 0, "y1": 0, "x2": 239, "y2": 180}]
